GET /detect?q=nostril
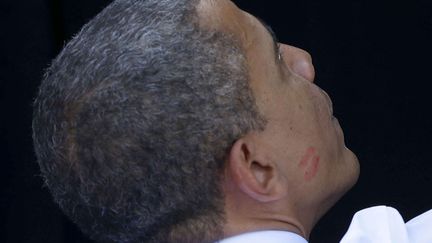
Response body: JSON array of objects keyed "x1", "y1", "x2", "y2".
[
  {"x1": 279, "y1": 44, "x2": 316, "y2": 81},
  {"x1": 292, "y1": 59, "x2": 315, "y2": 82}
]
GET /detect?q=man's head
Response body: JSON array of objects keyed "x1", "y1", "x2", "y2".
[
  {"x1": 199, "y1": 0, "x2": 360, "y2": 238},
  {"x1": 33, "y1": 0, "x2": 359, "y2": 242}
]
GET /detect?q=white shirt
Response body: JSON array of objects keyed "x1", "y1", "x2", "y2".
[
  {"x1": 341, "y1": 206, "x2": 432, "y2": 243},
  {"x1": 218, "y1": 230, "x2": 308, "y2": 243}
]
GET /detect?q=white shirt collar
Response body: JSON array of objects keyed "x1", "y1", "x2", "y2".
[
  {"x1": 217, "y1": 230, "x2": 308, "y2": 243},
  {"x1": 341, "y1": 206, "x2": 432, "y2": 243}
]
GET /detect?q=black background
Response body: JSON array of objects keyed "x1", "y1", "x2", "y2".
[{"x1": 1, "y1": 0, "x2": 432, "y2": 242}]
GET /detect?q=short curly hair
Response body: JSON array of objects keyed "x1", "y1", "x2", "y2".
[{"x1": 33, "y1": 0, "x2": 265, "y2": 242}]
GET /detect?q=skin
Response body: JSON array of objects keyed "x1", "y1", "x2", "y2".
[{"x1": 198, "y1": 0, "x2": 360, "y2": 240}]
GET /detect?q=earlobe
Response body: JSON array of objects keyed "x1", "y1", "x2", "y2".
[{"x1": 227, "y1": 137, "x2": 284, "y2": 203}]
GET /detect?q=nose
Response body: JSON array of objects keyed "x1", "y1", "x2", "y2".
[{"x1": 279, "y1": 44, "x2": 315, "y2": 82}]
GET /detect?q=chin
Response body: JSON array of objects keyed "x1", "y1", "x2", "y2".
[
  {"x1": 344, "y1": 148, "x2": 360, "y2": 191},
  {"x1": 331, "y1": 149, "x2": 360, "y2": 209},
  {"x1": 319, "y1": 149, "x2": 360, "y2": 218}
]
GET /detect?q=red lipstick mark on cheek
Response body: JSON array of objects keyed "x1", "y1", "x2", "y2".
[
  {"x1": 304, "y1": 156, "x2": 320, "y2": 181},
  {"x1": 298, "y1": 147, "x2": 320, "y2": 181},
  {"x1": 298, "y1": 147, "x2": 316, "y2": 168}
]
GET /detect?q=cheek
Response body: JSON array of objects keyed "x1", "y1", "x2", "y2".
[
  {"x1": 307, "y1": 90, "x2": 338, "y2": 147},
  {"x1": 292, "y1": 86, "x2": 326, "y2": 125},
  {"x1": 297, "y1": 146, "x2": 321, "y2": 182},
  {"x1": 310, "y1": 94, "x2": 329, "y2": 121}
]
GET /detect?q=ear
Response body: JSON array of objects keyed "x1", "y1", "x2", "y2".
[{"x1": 226, "y1": 137, "x2": 285, "y2": 202}]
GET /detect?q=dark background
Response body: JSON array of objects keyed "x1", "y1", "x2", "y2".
[{"x1": 1, "y1": 0, "x2": 431, "y2": 242}]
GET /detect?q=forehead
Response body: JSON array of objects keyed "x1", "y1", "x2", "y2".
[
  {"x1": 196, "y1": 0, "x2": 260, "y2": 48},
  {"x1": 196, "y1": 0, "x2": 281, "y2": 117}
]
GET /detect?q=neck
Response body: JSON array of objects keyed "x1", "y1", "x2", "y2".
[
  {"x1": 222, "y1": 180, "x2": 318, "y2": 241},
  {"x1": 223, "y1": 208, "x2": 312, "y2": 240}
]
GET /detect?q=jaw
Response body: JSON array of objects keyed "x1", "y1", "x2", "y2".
[
  {"x1": 318, "y1": 149, "x2": 360, "y2": 219},
  {"x1": 296, "y1": 148, "x2": 360, "y2": 231}
]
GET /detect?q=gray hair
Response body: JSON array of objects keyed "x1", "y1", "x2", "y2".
[{"x1": 33, "y1": 0, "x2": 265, "y2": 242}]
